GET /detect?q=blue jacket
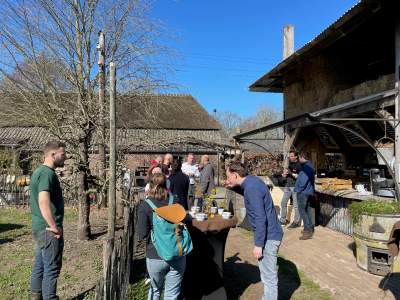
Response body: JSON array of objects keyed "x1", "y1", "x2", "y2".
[
  {"x1": 233, "y1": 176, "x2": 283, "y2": 247},
  {"x1": 294, "y1": 161, "x2": 315, "y2": 195}
]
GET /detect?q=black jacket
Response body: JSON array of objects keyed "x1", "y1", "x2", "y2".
[{"x1": 169, "y1": 171, "x2": 190, "y2": 210}]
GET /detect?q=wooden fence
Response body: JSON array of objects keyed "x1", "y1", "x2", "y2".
[{"x1": 94, "y1": 203, "x2": 138, "y2": 300}]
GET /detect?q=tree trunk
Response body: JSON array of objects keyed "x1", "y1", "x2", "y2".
[{"x1": 77, "y1": 138, "x2": 91, "y2": 240}]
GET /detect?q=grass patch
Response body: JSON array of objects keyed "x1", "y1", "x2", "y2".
[
  {"x1": 127, "y1": 258, "x2": 148, "y2": 300},
  {"x1": 0, "y1": 207, "x2": 85, "y2": 299}
]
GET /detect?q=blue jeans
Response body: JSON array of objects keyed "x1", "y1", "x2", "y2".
[
  {"x1": 297, "y1": 193, "x2": 314, "y2": 231},
  {"x1": 279, "y1": 187, "x2": 300, "y2": 224},
  {"x1": 146, "y1": 256, "x2": 186, "y2": 300},
  {"x1": 30, "y1": 230, "x2": 64, "y2": 300},
  {"x1": 258, "y1": 240, "x2": 281, "y2": 300}
]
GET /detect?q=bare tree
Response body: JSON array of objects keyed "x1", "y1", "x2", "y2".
[
  {"x1": 0, "y1": 0, "x2": 172, "y2": 240},
  {"x1": 215, "y1": 111, "x2": 243, "y2": 137}
]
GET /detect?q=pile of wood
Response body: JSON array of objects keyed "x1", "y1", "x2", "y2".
[
  {"x1": 316, "y1": 178, "x2": 353, "y2": 191},
  {"x1": 244, "y1": 152, "x2": 282, "y2": 176}
]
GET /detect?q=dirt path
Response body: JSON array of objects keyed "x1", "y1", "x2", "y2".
[{"x1": 224, "y1": 228, "x2": 332, "y2": 300}]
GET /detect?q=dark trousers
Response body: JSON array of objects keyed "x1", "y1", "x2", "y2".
[
  {"x1": 30, "y1": 230, "x2": 64, "y2": 300},
  {"x1": 297, "y1": 193, "x2": 314, "y2": 231}
]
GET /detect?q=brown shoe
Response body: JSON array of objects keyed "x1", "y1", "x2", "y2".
[
  {"x1": 301, "y1": 228, "x2": 315, "y2": 234},
  {"x1": 299, "y1": 230, "x2": 313, "y2": 240},
  {"x1": 30, "y1": 292, "x2": 42, "y2": 300}
]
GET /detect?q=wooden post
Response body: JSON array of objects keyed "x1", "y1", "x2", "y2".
[
  {"x1": 282, "y1": 25, "x2": 295, "y2": 168},
  {"x1": 108, "y1": 62, "x2": 117, "y2": 237},
  {"x1": 97, "y1": 31, "x2": 107, "y2": 207},
  {"x1": 395, "y1": 17, "x2": 400, "y2": 201}
]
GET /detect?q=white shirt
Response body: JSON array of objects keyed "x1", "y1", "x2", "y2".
[{"x1": 181, "y1": 162, "x2": 200, "y2": 185}]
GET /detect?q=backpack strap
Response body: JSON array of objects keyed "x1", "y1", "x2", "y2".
[
  {"x1": 168, "y1": 193, "x2": 174, "y2": 205},
  {"x1": 145, "y1": 198, "x2": 157, "y2": 210}
]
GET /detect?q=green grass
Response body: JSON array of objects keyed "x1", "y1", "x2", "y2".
[
  {"x1": 0, "y1": 207, "x2": 80, "y2": 300},
  {"x1": 127, "y1": 258, "x2": 149, "y2": 300}
]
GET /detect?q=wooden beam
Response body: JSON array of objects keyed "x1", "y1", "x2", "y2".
[
  {"x1": 283, "y1": 127, "x2": 299, "y2": 168},
  {"x1": 395, "y1": 16, "x2": 400, "y2": 193}
]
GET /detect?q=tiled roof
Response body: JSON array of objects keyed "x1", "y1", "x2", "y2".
[{"x1": 0, "y1": 127, "x2": 230, "y2": 153}]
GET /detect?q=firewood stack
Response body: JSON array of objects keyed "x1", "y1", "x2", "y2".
[{"x1": 244, "y1": 152, "x2": 283, "y2": 176}]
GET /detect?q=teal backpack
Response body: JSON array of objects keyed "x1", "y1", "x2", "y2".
[{"x1": 145, "y1": 195, "x2": 193, "y2": 261}]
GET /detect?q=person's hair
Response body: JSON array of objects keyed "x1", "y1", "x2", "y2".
[
  {"x1": 44, "y1": 140, "x2": 66, "y2": 154},
  {"x1": 200, "y1": 154, "x2": 209, "y2": 165},
  {"x1": 299, "y1": 151, "x2": 311, "y2": 160},
  {"x1": 187, "y1": 153, "x2": 194, "y2": 157},
  {"x1": 148, "y1": 173, "x2": 168, "y2": 201},
  {"x1": 227, "y1": 160, "x2": 248, "y2": 177},
  {"x1": 146, "y1": 164, "x2": 162, "y2": 182},
  {"x1": 289, "y1": 150, "x2": 298, "y2": 157},
  {"x1": 171, "y1": 160, "x2": 182, "y2": 175}
]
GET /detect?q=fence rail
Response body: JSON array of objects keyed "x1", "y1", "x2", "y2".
[
  {"x1": 0, "y1": 171, "x2": 29, "y2": 206},
  {"x1": 316, "y1": 192, "x2": 355, "y2": 236}
]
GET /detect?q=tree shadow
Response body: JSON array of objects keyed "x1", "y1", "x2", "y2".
[
  {"x1": 0, "y1": 223, "x2": 24, "y2": 234},
  {"x1": 223, "y1": 254, "x2": 300, "y2": 300},
  {"x1": 69, "y1": 286, "x2": 96, "y2": 300},
  {"x1": 0, "y1": 223, "x2": 25, "y2": 244},
  {"x1": 0, "y1": 238, "x2": 14, "y2": 245},
  {"x1": 379, "y1": 272, "x2": 400, "y2": 299}
]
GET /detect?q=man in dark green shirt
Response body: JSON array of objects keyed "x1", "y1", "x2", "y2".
[{"x1": 29, "y1": 141, "x2": 66, "y2": 300}]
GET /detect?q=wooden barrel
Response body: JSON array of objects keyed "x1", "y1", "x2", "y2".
[{"x1": 353, "y1": 213, "x2": 400, "y2": 275}]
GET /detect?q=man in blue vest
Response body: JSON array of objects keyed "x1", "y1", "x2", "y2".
[
  {"x1": 295, "y1": 151, "x2": 316, "y2": 240},
  {"x1": 225, "y1": 161, "x2": 283, "y2": 300}
]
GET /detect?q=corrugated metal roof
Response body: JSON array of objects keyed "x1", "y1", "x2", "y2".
[{"x1": 249, "y1": 0, "x2": 382, "y2": 92}]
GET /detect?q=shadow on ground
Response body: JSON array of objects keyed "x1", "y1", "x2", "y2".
[
  {"x1": 224, "y1": 253, "x2": 300, "y2": 300},
  {"x1": 347, "y1": 241, "x2": 357, "y2": 258},
  {"x1": 0, "y1": 223, "x2": 25, "y2": 244},
  {"x1": 0, "y1": 223, "x2": 24, "y2": 233}
]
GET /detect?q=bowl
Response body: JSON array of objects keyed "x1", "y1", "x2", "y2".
[
  {"x1": 191, "y1": 206, "x2": 200, "y2": 213},
  {"x1": 222, "y1": 212, "x2": 232, "y2": 219},
  {"x1": 195, "y1": 213, "x2": 207, "y2": 221},
  {"x1": 210, "y1": 207, "x2": 217, "y2": 214}
]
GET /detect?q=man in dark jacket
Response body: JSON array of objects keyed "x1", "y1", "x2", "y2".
[
  {"x1": 279, "y1": 150, "x2": 301, "y2": 227},
  {"x1": 169, "y1": 160, "x2": 190, "y2": 210},
  {"x1": 225, "y1": 161, "x2": 283, "y2": 300},
  {"x1": 294, "y1": 151, "x2": 315, "y2": 240}
]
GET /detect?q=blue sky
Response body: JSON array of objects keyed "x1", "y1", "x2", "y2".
[{"x1": 151, "y1": 0, "x2": 359, "y2": 118}]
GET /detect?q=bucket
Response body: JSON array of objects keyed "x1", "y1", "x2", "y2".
[{"x1": 375, "y1": 136, "x2": 394, "y2": 166}]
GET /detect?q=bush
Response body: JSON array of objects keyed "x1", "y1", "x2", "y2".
[{"x1": 349, "y1": 200, "x2": 400, "y2": 225}]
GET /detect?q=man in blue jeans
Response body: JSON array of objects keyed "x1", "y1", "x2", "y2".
[
  {"x1": 294, "y1": 151, "x2": 315, "y2": 240},
  {"x1": 226, "y1": 161, "x2": 283, "y2": 300},
  {"x1": 29, "y1": 141, "x2": 67, "y2": 300}
]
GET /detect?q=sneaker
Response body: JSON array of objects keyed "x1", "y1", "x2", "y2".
[
  {"x1": 287, "y1": 222, "x2": 301, "y2": 229},
  {"x1": 299, "y1": 230, "x2": 313, "y2": 240}
]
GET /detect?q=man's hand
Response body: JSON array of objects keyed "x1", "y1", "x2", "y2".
[
  {"x1": 253, "y1": 246, "x2": 263, "y2": 260},
  {"x1": 46, "y1": 226, "x2": 63, "y2": 239}
]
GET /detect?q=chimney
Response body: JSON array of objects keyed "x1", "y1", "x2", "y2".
[{"x1": 283, "y1": 25, "x2": 294, "y2": 59}]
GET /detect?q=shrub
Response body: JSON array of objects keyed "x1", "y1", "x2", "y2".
[{"x1": 349, "y1": 200, "x2": 400, "y2": 225}]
